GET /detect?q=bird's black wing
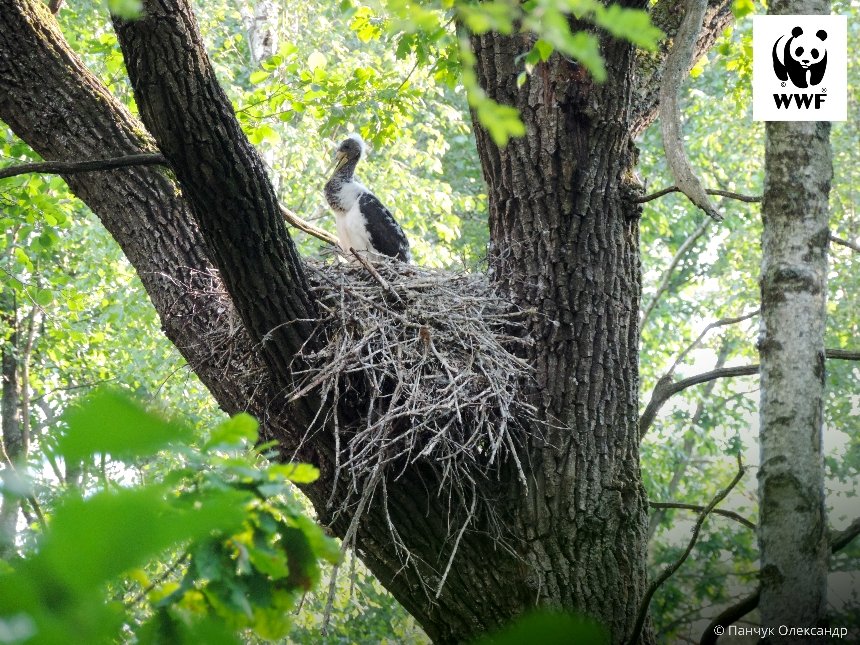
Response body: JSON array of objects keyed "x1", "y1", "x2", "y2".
[{"x1": 358, "y1": 192, "x2": 411, "y2": 262}]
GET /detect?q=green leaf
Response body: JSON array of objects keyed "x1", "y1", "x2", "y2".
[
  {"x1": 249, "y1": 70, "x2": 270, "y2": 85},
  {"x1": 732, "y1": 0, "x2": 755, "y2": 18},
  {"x1": 533, "y1": 39, "x2": 553, "y2": 62},
  {"x1": 205, "y1": 413, "x2": 259, "y2": 449},
  {"x1": 58, "y1": 389, "x2": 193, "y2": 462},
  {"x1": 108, "y1": 0, "x2": 143, "y2": 19},
  {"x1": 472, "y1": 611, "x2": 608, "y2": 645},
  {"x1": 38, "y1": 486, "x2": 249, "y2": 591},
  {"x1": 593, "y1": 6, "x2": 664, "y2": 51},
  {"x1": 268, "y1": 463, "x2": 319, "y2": 484},
  {"x1": 307, "y1": 51, "x2": 327, "y2": 70},
  {"x1": 33, "y1": 288, "x2": 53, "y2": 307}
]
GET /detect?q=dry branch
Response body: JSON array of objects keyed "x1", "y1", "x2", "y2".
[
  {"x1": 650, "y1": 501, "x2": 754, "y2": 530},
  {"x1": 699, "y1": 517, "x2": 860, "y2": 644},
  {"x1": 288, "y1": 257, "x2": 539, "y2": 572},
  {"x1": 640, "y1": 346, "x2": 860, "y2": 436},
  {"x1": 0, "y1": 152, "x2": 338, "y2": 247},
  {"x1": 830, "y1": 234, "x2": 860, "y2": 254},
  {"x1": 0, "y1": 153, "x2": 167, "y2": 179},
  {"x1": 658, "y1": 0, "x2": 723, "y2": 222},
  {"x1": 627, "y1": 454, "x2": 746, "y2": 645},
  {"x1": 641, "y1": 216, "x2": 712, "y2": 325},
  {"x1": 636, "y1": 186, "x2": 761, "y2": 204}
]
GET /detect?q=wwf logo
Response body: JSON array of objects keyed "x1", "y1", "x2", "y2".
[{"x1": 772, "y1": 26, "x2": 828, "y2": 88}]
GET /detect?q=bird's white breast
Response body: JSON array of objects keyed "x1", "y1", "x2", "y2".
[{"x1": 336, "y1": 202, "x2": 373, "y2": 255}]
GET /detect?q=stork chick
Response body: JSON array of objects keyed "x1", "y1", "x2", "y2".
[{"x1": 324, "y1": 134, "x2": 411, "y2": 263}]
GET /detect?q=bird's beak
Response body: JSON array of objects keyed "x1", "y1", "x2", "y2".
[{"x1": 333, "y1": 151, "x2": 348, "y2": 172}]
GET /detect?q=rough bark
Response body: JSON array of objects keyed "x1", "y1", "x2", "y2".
[
  {"x1": 758, "y1": 2, "x2": 832, "y2": 638},
  {"x1": 0, "y1": 0, "x2": 734, "y2": 641},
  {"x1": 470, "y1": 13, "x2": 652, "y2": 639}
]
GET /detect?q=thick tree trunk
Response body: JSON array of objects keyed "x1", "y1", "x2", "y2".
[
  {"x1": 758, "y1": 2, "x2": 832, "y2": 635},
  {"x1": 0, "y1": 0, "x2": 733, "y2": 642},
  {"x1": 471, "y1": 25, "x2": 650, "y2": 640}
]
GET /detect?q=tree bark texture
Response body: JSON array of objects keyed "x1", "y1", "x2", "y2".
[
  {"x1": 0, "y1": 0, "x2": 734, "y2": 642},
  {"x1": 471, "y1": 21, "x2": 652, "y2": 639},
  {"x1": 0, "y1": 290, "x2": 21, "y2": 557},
  {"x1": 758, "y1": 3, "x2": 832, "y2": 639},
  {"x1": 759, "y1": 62, "x2": 832, "y2": 645}
]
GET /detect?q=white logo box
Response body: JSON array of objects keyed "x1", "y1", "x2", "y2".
[{"x1": 752, "y1": 15, "x2": 847, "y2": 122}]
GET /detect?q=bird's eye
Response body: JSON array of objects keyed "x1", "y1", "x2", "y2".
[
  {"x1": 795, "y1": 46, "x2": 804, "y2": 56},
  {"x1": 811, "y1": 48, "x2": 819, "y2": 59}
]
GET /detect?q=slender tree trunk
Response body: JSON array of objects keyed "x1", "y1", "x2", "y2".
[
  {"x1": 758, "y1": 3, "x2": 832, "y2": 638},
  {"x1": 0, "y1": 290, "x2": 22, "y2": 558}
]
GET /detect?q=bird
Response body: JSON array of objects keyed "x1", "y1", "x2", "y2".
[{"x1": 324, "y1": 134, "x2": 411, "y2": 263}]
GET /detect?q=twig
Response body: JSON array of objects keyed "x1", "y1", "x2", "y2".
[
  {"x1": 0, "y1": 152, "x2": 338, "y2": 247},
  {"x1": 280, "y1": 204, "x2": 338, "y2": 247},
  {"x1": 127, "y1": 551, "x2": 190, "y2": 607},
  {"x1": 658, "y1": 0, "x2": 722, "y2": 222},
  {"x1": 699, "y1": 516, "x2": 860, "y2": 645},
  {"x1": 641, "y1": 216, "x2": 711, "y2": 325},
  {"x1": 350, "y1": 248, "x2": 402, "y2": 303},
  {"x1": 640, "y1": 347, "x2": 860, "y2": 436},
  {"x1": 650, "y1": 502, "x2": 754, "y2": 530},
  {"x1": 637, "y1": 186, "x2": 762, "y2": 204},
  {"x1": 626, "y1": 454, "x2": 746, "y2": 645},
  {"x1": 830, "y1": 234, "x2": 860, "y2": 254},
  {"x1": 666, "y1": 310, "x2": 759, "y2": 378},
  {"x1": 0, "y1": 153, "x2": 168, "y2": 179}
]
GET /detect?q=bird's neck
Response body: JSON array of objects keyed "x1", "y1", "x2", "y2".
[
  {"x1": 334, "y1": 158, "x2": 359, "y2": 183},
  {"x1": 325, "y1": 162, "x2": 363, "y2": 214}
]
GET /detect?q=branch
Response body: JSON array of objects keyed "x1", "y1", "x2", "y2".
[
  {"x1": 0, "y1": 153, "x2": 338, "y2": 248},
  {"x1": 281, "y1": 204, "x2": 338, "y2": 247},
  {"x1": 626, "y1": 454, "x2": 746, "y2": 645},
  {"x1": 640, "y1": 365, "x2": 758, "y2": 437},
  {"x1": 831, "y1": 516, "x2": 860, "y2": 553},
  {"x1": 0, "y1": 153, "x2": 167, "y2": 180},
  {"x1": 666, "y1": 310, "x2": 759, "y2": 379},
  {"x1": 699, "y1": 517, "x2": 860, "y2": 645},
  {"x1": 650, "y1": 501, "x2": 755, "y2": 530},
  {"x1": 640, "y1": 347, "x2": 859, "y2": 437},
  {"x1": 633, "y1": 1, "x2": 734, "y2": 136},
  {"x1": 648, "y1": 343, "x2": 730, "y2": 541},
  {"x1": 637, "y1": 186, "x2": 762, "y2": 204},
  {"x1": 641, "y1": 216, "x2": 711, "y2": 326},
  {"x1": 830, "y1": 234, "x2": 860, "y2": 254},
  {"x1": 657, "y1": 0, "x2": 722, "y2": 222}
]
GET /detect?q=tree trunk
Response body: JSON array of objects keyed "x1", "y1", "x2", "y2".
[
  {"x1": 470, "y1": 26, "x2": 651, "y2": 640},
  {"x1": 0, "y1": 289, "x2": 22, "y2": 557},
  {"x1": 0, "y1": 0, "x2": 734, "y2": 642},
  {"x1": 758, "y1": 3, "x2": 832, "y2": 638}
]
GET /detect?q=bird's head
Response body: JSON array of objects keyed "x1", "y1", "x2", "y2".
[{"x1": 333, "y1": 133, "x2": 366, "y2": 172}]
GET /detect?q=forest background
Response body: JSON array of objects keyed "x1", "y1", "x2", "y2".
[{"x1": 0, "y1": 0, "x2": 858, "y2": 643}]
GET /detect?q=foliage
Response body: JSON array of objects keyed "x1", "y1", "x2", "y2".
[
  {"x1": 471, "y1": 611, "x2": 607, "y2": 645},
  {"x1": 0, "y1": 390, "x2": 339, "y2": 644},
  {"x1": 1, "y1": 0, "x2": 859, "y2": 642}
]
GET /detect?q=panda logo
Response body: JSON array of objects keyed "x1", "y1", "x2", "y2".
[{"x1": 772, "y1": 27, "x2": 828, "y2": 89}]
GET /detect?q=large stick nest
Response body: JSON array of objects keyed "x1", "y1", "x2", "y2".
[{"x1": 290, "y1": 256, "x2": 540, "y2": 509}]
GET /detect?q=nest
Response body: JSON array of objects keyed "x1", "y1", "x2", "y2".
[{"x1": 290, "y1": 256, "x2": 539, "y2": 511}]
